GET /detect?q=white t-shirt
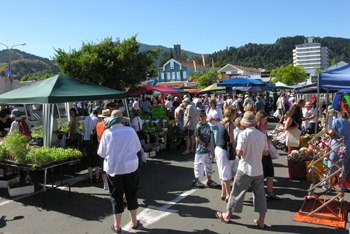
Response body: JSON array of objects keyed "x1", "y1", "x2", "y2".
[
  {"x1": 236, "y1": 127, "x2": 268, "y2": 176},
  {"x1": 206, "y1": 107, "x2": 223, "y2": 127}
]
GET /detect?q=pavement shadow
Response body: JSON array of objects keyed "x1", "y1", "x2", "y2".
[{"x1": 15, "y1": 188, "x2": 111, "y2": 221}]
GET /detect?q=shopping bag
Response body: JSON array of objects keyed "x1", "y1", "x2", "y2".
[
  {"x1": 269, "y1": 144, "x2": 280, "y2": 159},
  {"x1": 285, "y1": 128, "x2": 301, "y2": 147}
]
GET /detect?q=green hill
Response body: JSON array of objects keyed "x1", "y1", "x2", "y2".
[
  {"x1": 0, "y1": 49, "x2": 59, "y2": 79},
  {"x1": 0, "y1": 36, "x2": 349, "y2": 80}
]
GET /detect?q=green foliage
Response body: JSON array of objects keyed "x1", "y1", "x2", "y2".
[
  {"x1": 210, "y1": 36, "x2": 350, "y2": 70},
  {"x1": 193, "y1": 70, "x2": 217, "y2": 89},
  {"x1": 270, "y1": 64, "x2": 308, "y2": 86},
  {"x1": 167, "y1": 124, "x2": 184, "y2": 143},
  {"x1": 2, "y1": 132, "x2": 30, "y2": 163},
  {"x1": 0, "y1": 144, "x2": 7, "y2": 161},
  {"x1": 58, "y1": 121, "x2": 69, "y2": 134},
  {"x1": 54, "y1": 36, "x2": 161, "y2": 90},
  {"x1": 31, "y1": 126, "x2": 44, "y2": 138},
  {"x1": 1, "y1": 36, "x2": 350, "y2": 81},
  {"x1": 26, "y1": 146, "x2": 83, "y2": 168}
]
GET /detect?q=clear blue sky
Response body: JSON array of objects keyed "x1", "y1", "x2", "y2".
[{"x1": 1, "y1": 0, "x2": 349, "y2": 59}]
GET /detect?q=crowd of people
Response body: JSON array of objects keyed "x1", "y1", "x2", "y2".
[
  {"x1": 1, "y1": 89, "x2": 348, "y2": 232},
  {"x1": 134, "y1": 90, "x2": 348, "y2": 228}
]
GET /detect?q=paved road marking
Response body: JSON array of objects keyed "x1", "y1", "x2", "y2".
[{"x1": 122, "y1": 189, "x2": 198, "y2": 231}]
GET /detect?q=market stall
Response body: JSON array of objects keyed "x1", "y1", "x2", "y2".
[
  {"x1": 0, "y1": 74, "x2": 127, "y2": 199},
  {"x1": 0, "y1": 74, "x2": 127, "y2": 147}
]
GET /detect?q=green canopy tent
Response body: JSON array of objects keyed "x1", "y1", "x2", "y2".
[{"x1": 0, "y1": 74, "x2": 127, "y2": 146}]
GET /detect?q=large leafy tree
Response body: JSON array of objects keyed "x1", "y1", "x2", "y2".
[
  {"x1": 270, "y1": 64, "x2": 308, "y2": 86},
  {"x1": 54, "y1": 36, "x2": 160, "y2": 90},
  {"x1": 194, "y1": 70, "x2": 218, "y2": 89}
]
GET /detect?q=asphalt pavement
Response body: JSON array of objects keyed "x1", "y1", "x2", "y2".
[{"x1": 0, "y1": 119, "x2": 349, "y2": 234}]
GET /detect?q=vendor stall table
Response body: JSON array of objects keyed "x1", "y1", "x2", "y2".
[{"x1": 0, "y1": 158, "x2": 80, "y2": 208}]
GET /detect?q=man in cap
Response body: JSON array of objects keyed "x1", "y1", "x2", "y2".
[
  {"x1": 182, "y1": 97, "x2": 197, "y2": 154},
  {"x1": 9, "y1": 108, "x2": 32, "y2": 141},
  {"x1": 83, "y1": 105, "x2": 102, "y2": 183},
  {"x1": 215, "y1": 111, "x2": 269, "y2": 228}
]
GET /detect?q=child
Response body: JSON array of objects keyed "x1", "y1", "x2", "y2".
[{"x1": 193, "y1": 110, "x2": 219, "y2": 188}]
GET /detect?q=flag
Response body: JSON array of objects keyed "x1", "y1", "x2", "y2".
[
  {"x1": 201, "y1": 54, "x2": 205, "y2": 66},
  {"x1": 192, "y1": 60, "x2": 197, "y2": 71},
  {"x1": 6, "y1": 62, "x2": 12, "y2": 83},
  {"x1": 212, "y1": 58, "x2": 214, "y2": 69}
]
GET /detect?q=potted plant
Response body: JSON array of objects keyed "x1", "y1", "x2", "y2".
[
  {"x1": 8, "y1": 174, "x2": 34, "y2": 196},
  {"x1": 166, "y1": 124, "x2": 184, "y2": 151},
  {"x1": 2, "y1": 131, "x2": 30, "y2": 164}
]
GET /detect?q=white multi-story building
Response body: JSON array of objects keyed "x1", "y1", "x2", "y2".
[{"x1": 293, "y1": 37, "x2": 329, "y2": 70}]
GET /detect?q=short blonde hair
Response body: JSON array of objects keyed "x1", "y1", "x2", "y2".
[{"x1": 244, "y1": 102, "x2": 256, "y2": 112}]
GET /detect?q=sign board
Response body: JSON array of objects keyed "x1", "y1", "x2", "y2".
[{"x1": 152, "y1": 105, "x2": 164, "y2": 118}]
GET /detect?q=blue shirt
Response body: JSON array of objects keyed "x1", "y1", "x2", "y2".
[
  {"x1": 196, "y1": 122, "x2": 211, "y2": 154},
  {"x1": 255, "y1": 100, "x2": 265, "y2": 112}
]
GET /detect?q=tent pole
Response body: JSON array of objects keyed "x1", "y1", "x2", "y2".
[{"x1": 315, "y1": 75, "x2": 320, "y2": 134}]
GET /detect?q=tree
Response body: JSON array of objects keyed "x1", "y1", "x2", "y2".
[
  {"x1": 193, "y1": 70, "x2": 218, "y2": 89},
  {"x1": 270, "y1": 64, "x2": 308, "y2": 86},
  {"x1": 54, "y1": 36, "x2": 160, "y2": 90}
]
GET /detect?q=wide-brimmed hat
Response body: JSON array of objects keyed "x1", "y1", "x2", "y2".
[
  {"x1": 305, "y1": 102, "x2": 312, "y2": 107},
  {"x1": 240, "y1": 111, "x2": 256, "y2": 127},
  {"x1": 182, "y1": 97, "x2": 191, "y2": 103},
  {"x1": 98, "y1": 109, "x2": 111, "y2": 118},
  {"x1": 111, "y1": 110, "x2": 129, "y2": 122}
]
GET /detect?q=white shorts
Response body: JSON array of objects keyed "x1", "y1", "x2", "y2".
[{"x1": 214, "y1": 146, "x2": 232, "y2": 181}]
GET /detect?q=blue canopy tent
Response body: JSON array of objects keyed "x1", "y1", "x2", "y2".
[
  {"x1": 318, "y1": 64, "x2": 350, "y2": 90},
  {"x1": 294, "y1": 83, "x2": 338, "y2": 94},
  {"x1": 217, "y1": 77, "x2": 264, "y2": 87},
  {"x1": 311, "y1": 64, "x2": 350, "y2": 131}
]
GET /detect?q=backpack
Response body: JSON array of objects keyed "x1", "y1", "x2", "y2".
[{"x1": 17, "y1": 119, "x2": 32, "y2": 141}]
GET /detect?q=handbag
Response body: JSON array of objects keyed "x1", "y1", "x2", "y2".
[
  {"x1": 226, "y1": 122, "x2": 236, "y2": 160},
  {"x1": 269, "y1": 144, "x2": 280, "y2": 159},
  {"x1": 227, "y1": 142, "x2": 236, "y2": 160},
  {"x1": 285, "y1": 128, "x2": 301, "y2": 147}
]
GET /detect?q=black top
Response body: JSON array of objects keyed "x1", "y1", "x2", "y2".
[
  {"x1": 0, "y1": 118, "x2": 13, "y2": 137},
  {"x1": 216, "y1": 123, "x2": 230, "y2": 150}
]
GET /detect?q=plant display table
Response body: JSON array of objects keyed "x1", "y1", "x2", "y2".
[{"x1": 0, "y1": 158, "x2": 80, "y2": 208}]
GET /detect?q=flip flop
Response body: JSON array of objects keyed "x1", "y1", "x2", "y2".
[
  {"x1": 266, "y1": 193, "x2": 281, "y2": 200},
  {"x1": 254, "y1": 219, "x2": 267, "y2": 229},
  {"x1": 110, "y1": 225, "x2": 122, "y2": 233},
  {"x1": 132, "y1": 220, "x2": 142, "y2": 230},
  {"x1": 215, "y1": 211, "x2": 230, "y2": 224}
]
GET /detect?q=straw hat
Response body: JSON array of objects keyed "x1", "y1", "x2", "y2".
[{"x1": 98, "y1": 109, "x2": 111, "y2": 118}]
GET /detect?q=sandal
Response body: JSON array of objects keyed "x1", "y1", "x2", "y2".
[
  {"x1": 110, "y1": 225, "x2": 122, "y2": 234},
  {"x1": 266, "y1": 193, "x2": 281, "y2": 200},
  {"x1": 215, "y1": 211, "x2": 230, "y2": 224},
  {"x1": 132, "y1": 220, "x2": 142, "y2": 229}
]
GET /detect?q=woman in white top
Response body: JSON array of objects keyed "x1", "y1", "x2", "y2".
[{"x1": 206, "y1": 98, "x2": 223, "y2": 161}]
